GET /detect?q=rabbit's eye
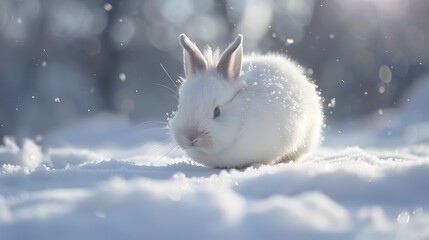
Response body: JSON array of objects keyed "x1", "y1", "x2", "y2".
[{"x1": 213, "y1": 106, "x2": 220, "y2": 119}]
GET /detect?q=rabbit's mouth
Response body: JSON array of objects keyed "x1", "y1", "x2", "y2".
[
  {"x1": 185, "y1": 135, "x2": 214, "y2": 153},
  {"x1": 184, "y1": 145, "x2": 223, "y2": 165},
  {"x1": 175, "y1": 129, "x2": 216, "y2": 154}
]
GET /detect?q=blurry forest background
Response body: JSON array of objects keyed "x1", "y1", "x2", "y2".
[{"x1": 1, "y1": 0, "x2": 428, "y2": 140}]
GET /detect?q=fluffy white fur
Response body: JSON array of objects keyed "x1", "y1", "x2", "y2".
[{"x1": 169, "y1": 34, "x2": 323, "y2": 168}]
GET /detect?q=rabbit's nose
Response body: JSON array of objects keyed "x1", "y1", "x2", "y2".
[
  {"x1": 185, "y1": 129, "x2": 207, "y2": 146},
  {"x1": 185, "y1": 130, "x2": 199, "y2": 145}
]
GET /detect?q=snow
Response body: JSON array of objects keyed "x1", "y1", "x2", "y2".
[{"x1": 1, "y1": 78, "x2": 429, "y2": 239}]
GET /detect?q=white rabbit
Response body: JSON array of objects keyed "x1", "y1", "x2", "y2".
[{"x1": 169, "y1": 34, "x2": 323, "y2": 168}]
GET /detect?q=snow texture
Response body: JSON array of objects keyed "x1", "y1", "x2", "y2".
[{"x1": 1, "y1": 78, "x2": 429, "y2": 239}]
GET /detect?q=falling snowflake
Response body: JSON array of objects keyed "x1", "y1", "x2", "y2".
[
  {"x1": 104, "y1": 3, "x2": 113, "y2": 11},
  {"x1": 119, "y1": 73, "x2": 126, "y2": 81}
]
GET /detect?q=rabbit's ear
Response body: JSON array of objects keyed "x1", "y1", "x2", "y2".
[
  {"x1": 217, "y1": 34, "x2": 243, "y2": 81},
  {"x1": 179, "y1": 34, "x2": 208, "y2": 77}
]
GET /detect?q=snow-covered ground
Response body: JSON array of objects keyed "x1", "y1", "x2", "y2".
[{"x1": 1, "y1": 78, "x2": 429, "y2": 240}]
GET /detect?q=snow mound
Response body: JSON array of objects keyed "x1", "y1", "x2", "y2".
[
  {"x1": 1, "y1": 139, "x2": 429, "y2": 239},
  {"x1": 0, "y1": 137, "x2": 42, "y2": 171}
]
